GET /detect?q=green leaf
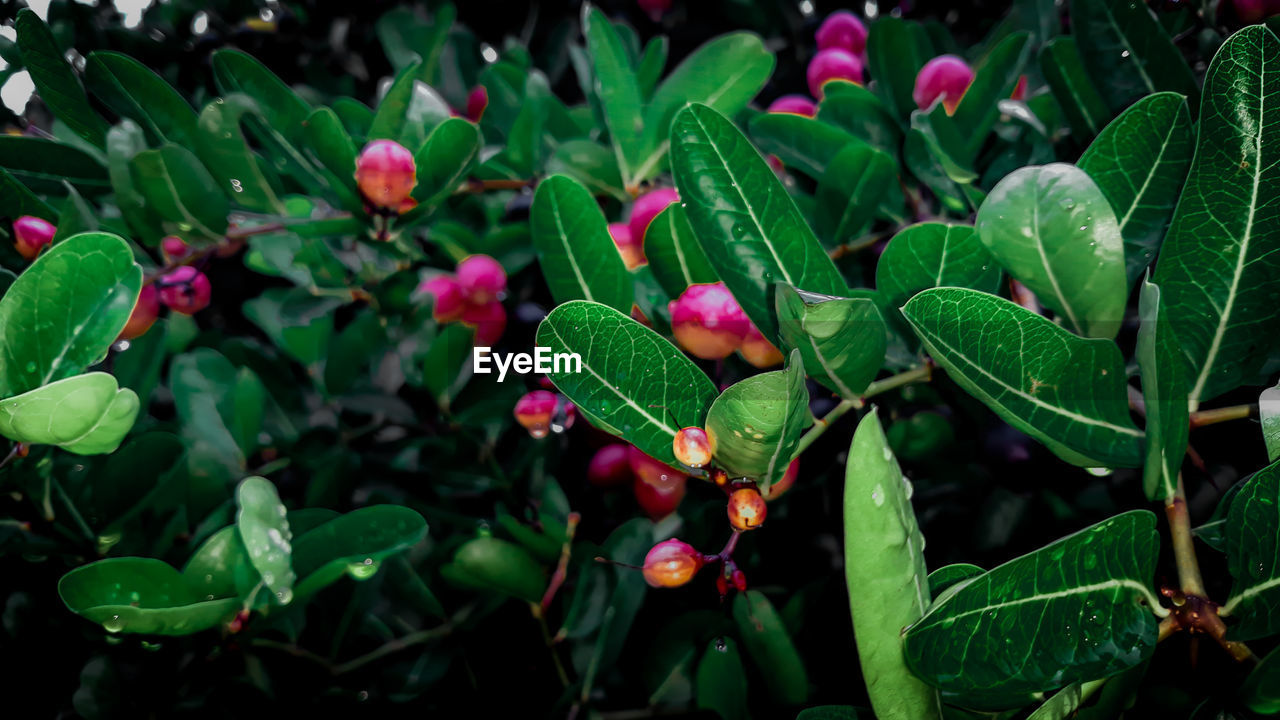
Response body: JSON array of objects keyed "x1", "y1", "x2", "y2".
[
  {"x1": 106, "y1": 120, "x2": 164, "y2": 244},
  {"x1": 15, "y1": 9, "x2": 108, "y2": 147},
  {"x1": 1239, "y1": 644, "x2": 1280, "y2": 714},
  {"x1": 375, "y1": 5, "x2": 454, "y2": 84},
  {"x1": 243, "y1": 288, "x2": 340, "y2": 367},
  {"x1": 636, "y1": 35, "x2": 668, "y2": 100},
  {"x1": 904, "y1": 510, "x2": 1163, "y2": 698},
  {"x1": 546, "y1": 139, "x2": 628, "y2": 201},
  {"x1": 182, "y1": 526, "x2": 248, "y2": 600},
  {"x1": 1039, "y1": 37, "x2": 1111, "y2": 143},
  {"x1": 951, "y1": 32, "x2": 1031, "y2": 159},
  {"x1": 297, "y1": 107, "x2": 362, "y2": 213},
  {"x1": 1152, "y1": 25, "x2": 1280, "y2": 405},
  {"x1": 211, "y1": 49, "x2": 311, "y2": 135},
  {"x1": 843, "y1": 411, "x2": 942, "y2": 720},
  {"x1": 368, "y1": 62, "x2": 451, "y2": 151},
  {"x1": 775, "y1": 286, "x2": 887, "y2": 398},
  {"x1": 696, "y1": 637, "x2": 749, "y2": 720},
  {"x1": 796, "y1": 707, "x2": 869, "y2": 720},
  {"x1": 732, "y1": 590, "x2": 807, "y2": 704},
  {"x1": 928, "y1": 563, "x2": 985, "y2": 598},
  {"x1": 815, "y1": 144, "x2": 896, "y2": 245},
  {"x1": 705, "y1": 350, "x2": 811, "y2": 490},
  {"x1": 0, "y1": 136, "x2": 110, "y2": 196},
  {"x1": 234, "y1": 477, "x2": 295, "y2": 604},
  {"x1": 1262, "y1": 384, "x2": 1280, "y2": 463},
  {"x1": 644, "y1": 203, "x2": 718, "y2": 299},
  {"x1": 748, "y1": 112, "x2": 862, "y2": 179},
  {"x1": 169, "y1": 349, "x2": 249, "y2": 490},
  {"x1": 1078, "y1": 92, "x2": 1193, "y2": 285},
  {"x1": 85, "y1": 51, "x2": 198, "y2": 147},
  {"x1": 412, "y1": 116, "x2": 481, "y2": 204},
  {"x1": 0, "y1": 232, "x2": 141, "y2": 398},
  {"x1": 866, "y1": 17, "x2": 928, "y2": 120},
  {"x1": 901, "y1": 288, "x2": 1143, "y2": 468},
  {"x1": 1135, "y1": 278, "x2": 1188, "y2": 503},
  {"x1": 875, "y1": 223, "x2": 1002, "y2": 327},
  {"x1": 582, "y1": 4, "x2": 645, "y2": 186},
  {"x1": 195, "y1": 94, "x2": 285, "y2": 213},
  {"x1": 0, "y1": 166, "x2": 57, "y2": 222},
  {"x1": 52, "y1": 185, "x2": 99, "y2": 243},
  {"x1": 1222, "y1": 459, "x2": 1280, "y2": 640},
  {"x1": 975, "y1": 163, "x2": 1127, "y2": 339},
  {"x1": 531, "y1": 175, "x2": 634, "y2": 313},
  {"x1": 1072, "y1": 0, "x2": 1198, "y2": 114},
  {"x1": 671, "y1": 103, "x2": 847, "y2": 343},
  {"x1": 1025, "y1": 680, "x2": 1109, "y2": 720},
  {"x1": 536, "y1": 301, "x2": 717, "y2": 466},
  {"x1": 0, "y1": 372, "x2": 138, "y2": 455},
  {"x1": 816, "y1": 82, "x2": 903, "y2": 156},
  {"x1": 446, "y1": 535, "x2": 544, "y2": 603},
  {"x1": 59, "y1": 558, "x2": 239, "y2": 635},
  {"x1": 129, "y1": 144, "x2": 231, "y2": 242},
  {"x1": 640, "y1": 32, "x2": 775, "y2": 178},
  {"x1": 292, "y1": 506, "x2": 428, "y2": 600}
]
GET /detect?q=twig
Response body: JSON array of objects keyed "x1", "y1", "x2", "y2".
[
  {"x1": 794, "y1": 397, "x2": 860, "y2": 456},
  {"x1": 793, "y1": 364, "x2": 934, "y2": 456},
  {"x1": 1189, "y1": 404, "x2": 1255, "y2": 429},
  {"x1": 329, "y1": 625, "x2": 455, "y2": 675},
  {"x1": 541, "y1": 512, "x2": 581, "y2": 617}
]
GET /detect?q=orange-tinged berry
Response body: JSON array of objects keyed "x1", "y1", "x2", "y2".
[
  {"x1": 668, "y1": 283, "x2": 750, "y2": 360},
  {"x1": 118, "y1": 285, "x2": 161, "y2": 341},
  {"x1": 739, "y1": 323, "x2": 784, "y2": 368},
  {"x1": 13, "y1": 216, "x2": 55, "y2": 260},
  {"x1": 514, "y1": 390, "x2": 558, "y2": 439},
  {"x1": 727, "y1": 487, "x2": 767, "y2": 531},
  {"x1": 642, "y1": 539, "x2": 704, "y2": 588},
  {"x1": 672, "y1": 427, "x2": 713, "y2": 468},
  {"x1": 355, "y1": 139, "x2": 417, "y2": 209}
]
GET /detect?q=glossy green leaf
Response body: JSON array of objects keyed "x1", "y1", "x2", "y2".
[
  {"x1": 235, "y1": 477, "x2": 294, "y2": 604},
  {"x1": 52, "y1": 185, "x2": 98, "y2": 243},
  {"x1": 412, "y1": 117, "x2": 481, "y2": 204},
  {"x1": 904, "y1": 510, "x2": 1163, "y2": 697},
  {"x1": 1078, "y1": 92, "x2": 1193, "y2": 285},
  {"x1": 446, "y1": 536, "x2": 544, "y2": 603},
  {"x1": 1222, "y1": 459, "x2": 1280, "y2": 640},
  {"x1": 902, "y1": 288, "x2": 1143, "y2": 468},
  {"x1": 644, "y1": 203, "x2": 718, "y2": 299},
  {"x1": 671, "y1": 103, "x2": 847, "y2": 342},
  {"x1": 375, "y1": 6, "x2": 454, "y2": 84},
  {"x1": 0, "y1": 136, "x2": 110, "y2": 196},
  {"x1": 211, "y1": 49, "x2": 311, "y2": 135},
  {"x1": 368, "y1": 62, "x2": 451, "y2": 151},
  {"x1": 975, "y1": 163, "x2": 1127, "y2": 339},
  {"x1": 866, "y1": 17, "x2": 928, "y2": 120},
  {"x1": 1262, "y1": 384, "x2": 1280, "y2": 463},
  {"x1": 748, "y1": 112, "x2": 862, "y2": 179},
  {"x1": 1135, "y1": 278, "x2": 1187, "y2": 503},
  {"x1": 196, "y1": 94, "x2": 285, "y2": 213},
  {"x1": 875, "y1": 223, "x2": 1002, "y2": 325},
  {"x1": 15, "y1": 9, "x2": 108, "y2": 146},
  {"x1": 816, "y1": 82, "x2": 903, "y2": 156},
  {"x1": 59, "y1": 558, "x2": 239, "y2": 635},
  {"x1": 636, "y1": 35, "x2": 668, "y2": 99},
  {"x1": 299, "y1": 106, "x2": 362, "y2": 212},
  {"x1": 732, "y1": 590, "x2": 807, "y2": 704},
  {"x1": 844, "y1": 411, "x2": 942, "y2": 720},
  {"x1": 696, "y1": 637, "x2": 748, "y2": 720},
  {"x1": 0, "y1": 373, "x2": 139, "y2": 455},
  {"x1": 582, "y1": 4, "x2": 645, "y2": 186},
  {"x1": 536, "y1": 301, "x2": 717, "y2": 466},
  {"x1": 182, "y1": 526, "x2": 247, "y2": 601},
  {"x1": 0, "y1": 166, "x2": 57, "y2": 222},
  {"x1": 169, "y1": 349, "x2": 248, "y2": 485},
  {"x1": 705, "y1": 350, "x2": 811, "y2": 491},
  {"x1": 546, "y1": 139, "x2": 628, "y2": 201},
  {"x1": 1072, "y1": 0, "x2": 1198, "y2": 114},
  {"x1": 0, "y1": 232, "x2": 141, "y2": 398},
  {"x1": 292, "y1": 506, "x2": 427, "y2": 600},
  {"x1": 1039, "y1": 37, "x2": 1111, "y2": 142},
  {"x1": 1239, "y1": 644, "x2": 1280, "y2": 714},
  {"x1": 815, "y1": 144, "x2": 895, "y2": 245},
  {"x1": 1026, "y1": 680, "x2": 1109, "y2": 720},
  {"x1": 530, "y1": 175, "x2": 633, "y2": 313},
  {"x1": 951, "y1": 32, "x2": 1031, "y2": 159},
  {"x1": 928, "y1": 563, "x2": 985, "y2": 599},
  {"x1": 776, "y1": 286, "x2": 886, "y2": 398},
  {"x1": 85, "y1": 51, "x2": 198, "y2": 147},
  {"x1": 1152, "y1": 25, "x2": 1280, "y2": 406},
  {"x1": 129, "y1": 144, "x2": 231, "y2": 242}
]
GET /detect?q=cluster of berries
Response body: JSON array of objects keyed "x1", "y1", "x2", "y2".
[{"x1": 420, "y1": 255, "x2": 508, "y2": 346}]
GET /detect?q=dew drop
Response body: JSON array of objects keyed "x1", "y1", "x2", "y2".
[{"x1": 103, "y1": 614, "x2": 125, "y2": 633}]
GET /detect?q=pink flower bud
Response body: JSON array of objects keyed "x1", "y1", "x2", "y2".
[
  {"x1": 355, "y1": 139, "x2": 417, "y2": 209},
  {"x1": 158, "y1": 265, "x2": 212, "y2": 315},
  {"x1": 816, "y1": 11, "x2": 868, "y2": 55},
  {"x1": 456, "y1": 254, "x2": 507, "y2": 304},
  {"x1": 914, "y1": 55, "x2": 975, "y2": 115},
  {"x1": 462, "y1": 299, "x2": 506, "y2": 346},
  {"x1": 767, "y1": 95, "x2": 817, "y2": 117},
  {"x1": 117, "y1": 285, "x2": 161, "y2": 341},
  {"x1": 588, "y1": 443, "x2": 633, "y2": 488},
  {"x1": 420, "y1": 275, "x2": 466, "y2": 323},
  {"x1": 628, "y1": 187, "x2": 679, "y2": 249},
  {"x1": 161, "y1": 235, "x2": 190, "y2": 260},
  {"x1": 466, "y1": 85, "x2": 488, "y2": 123},
  {"x1": 668, "y1": 283, "x2": 749, "y2": 360},
  {"x1": 12, "y1": 216, "x2": 55, "y2": 260},
  {"x1": 807, "y1": 48, "x2": 864, "y2": 99},
  {"x1": 739, "y1": 322, "x2": 784, "y2": 368},
  {"x1": 642, "y1": 538, "x2": 703, "y2": 588},
  {"x1": 609, "y1": 222, "x2": 645, "y2": 270}
]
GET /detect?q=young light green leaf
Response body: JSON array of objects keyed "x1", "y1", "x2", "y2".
[
  {"x1": 15, "y1": 9, "x2": 109, "y2": 147},
  {"x1": 1152, "y1": 25, "x2": 1280, "y2": 406},
  {"x1": 904, "y1": 510, "x2": 1163, "y2": 697},
  {"x1": 536, "y1": 301, "x2": 717, "y2": 466},
  {"x1": 1079, "y1": 92, "x2": 1193, "y2": 285},
  {"x1": 85, "y1": 51, "x2": 199, "y2": 147},
  {"x1": 292, "y1": 506, "x2": 428, "y2": 600},
  {"x1": 815, "y1": 144, "x2": 896, "y2": 246},
  {"x1": 901, "y1": 288, "x2": 1143, "y2": 468},
  {"x1": 644, "y1": 203, "x2": 718, "y2": 299},
  {"x1": 1072, "y1": 0, "x2": 1198, "y2": 114},
  {"x1": 875, "y1": 223, "x2": 1002, "y2": 325},
  {"x1": 59, "y1": 558, "x2": 239, "y2": 635},
  {"x1": 195, "y1": 94, "x2": 285, "y2": 213},
  {"x1": 1261, "y1": 384, "x2": 1280, "y2": 463},
  {"x1": 0, "y1": 232, "x2": 141, "y2": 398},
  {"x1": 582, "y1": 4, "x2": 645, "y2": 187},
  {"x1": 0, "y1": 372, "x2": 139, "y2": 455},
  {"x1": 844, "y1": 410, "x2": 943, "y2": 720},
  {"x1": 732, "y1": 591, "x2": 808, "y2": 705},
  {"x1": 671, "y1": 103, "x2": 847, "y2": 342},
  {"x1": 704, "y1": 350, "x2": 811, "y2": 491},
  {"x1": 235, "y1": 476, "x2": 295, "y2": 604},
  {"x1": 975, "y1": 163, "x2": 1126, "y2": 339},
  {"x1": 530, "y1": 175, "x2": 633, "y2": 313},
  {"x1": 1039, "y1": 37, "x2": 1111, "y2": 142},
  {"x1": 776, "y1": 286, "x2": 886, "y2": 399},
  {"x1": 1135, "y1": 278, "x2": 1187, "y2": 503},
  {"x1": 1221, "y1": 459, "x2": 1280, "y2": 640}
]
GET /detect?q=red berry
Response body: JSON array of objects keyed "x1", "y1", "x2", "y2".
[
  {"x1": 668, "y1": 283, "x2": 750, "y2": 360},
  {"x1": 466, "y1": 85, "x2": 488, "y2": 123},
  {"x1": 807, "y1": 48, "x2": 864, "y2": 99},
  {"x1": 588, "y1": 443, "x2": 633, "y2": 488},
  {"x1": 12, "y1": 216, "x2": 55, "y2": 260},
  {"x1": 628, "y1": 187, "x2": 679, "y2": 249},
  {"x1": 456, "y1": 254, "x2": 507, "y2": 304},
  {"x1": 739, "y1": 322, "x2": 784, "y2": 368},
  {"x1": 816, "y1": 11, "x2": 868, "y2": 55},
  {"x1": 420, "y1": 275, "x2": 466, "y2": 323},
  {"x1": 730, "y1": 567, "x2": 748, "y2": 591},
  {"x1": 117, "y1": 285, "x2": 161, "y2": 341},
  {"x1": 762, "y1": 458, "x2": 799, "y2": 501},
  {"x1": 1010, "y1": 75, "x2": 1028, "y2": 102},
  {"x1": 161, "y1": 235, "x2": 190, "y2": 260},
  {"x1": 630, "y1": 446, "x2": 687, "y2": 519},
  {"x1": 462, "y1": 300, "x2": 506, "y2": 346},
  {"x1": 637, "y1": 0, "x2": 672, "y2": 22},
  {"x1": 609, "y1": 222, "x2": 645, "y2": 270},
  {"x1": 642, "y1": 539, "x2": 704, "y2": 588},
  {"x1": 767, "y1": 95, "x2": 817, "y2": 117},
  {"x1": 514, "y1": 390, "x2": 558, "y2": 439},
  {"x1": 914, "y1": 55, "x2": 975, "y2": 115},
  {"x1": 672, "y1": 427, "x2": 713, "y2": 468},
  {"x1": 727, "y1": 487, "x2": 767, "y2": 531},
  {"x1": 355, "y1": 139, "x2": 417, "y2": 209},
  {"x1": 158, "y1": 266, "x2": 212, "y2": 315}
]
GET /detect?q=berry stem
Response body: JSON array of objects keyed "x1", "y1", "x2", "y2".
[{"x1": 1188, "y1": 403, "x2": 1255, "y2": 429}]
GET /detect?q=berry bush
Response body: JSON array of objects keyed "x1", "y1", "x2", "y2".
[{"x1": 2, "y1": 0, "x2": 1280, "y2": 717}]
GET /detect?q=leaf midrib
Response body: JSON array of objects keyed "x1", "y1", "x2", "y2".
[
  {"x1": 547, "y1": 187, "x2": 596, "y2": 303},
  {"x1": 920, "y1": 578, "x2": 1159, "y2": 629}
]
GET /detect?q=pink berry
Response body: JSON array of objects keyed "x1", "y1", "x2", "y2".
[
  {"x1": 763, "y1": 458, "x2": 799, "y2": 501},
  {"x1": 630, "y1": 446, "x2": 687, "y2": 520},
  {"x1": 117, "y1": 285, "x2": 161, "y2": 341},
  {"x1": 420, "y1": 275, "x2": 466, "y2": 323},
  {"x1": 608, "y1": 222, "x2": 645, "y2": 270},
  {"x1": 514, "y1": 390, "x2": 558, "y2": 439},
  {"x1": 161, "y1": 235, "x2": 190, "y2": 260},
  {"x1": 668, "y1": 283, "x2": 750, "y2": 360},
  {"x1": 1233, "y1": 0, "x2": 1269, "y2": 21},
  {"x1": 914, "y1": 55, "x2": 975, "y2": 115},
  {"x1": 637, "y1": 0, "x2": 672, "y2": 22},
  {"x1": 158, "y1": 265, "x2": 212, "y2": 315},
  {"x1": 466, "y1": 86, "x2": 488, "y2": 123},
  {"x1": 816, "y1": 11, "x2": 868, "y2": 55},
  {"x1": 628, "y1": 187, "x2": 679, "y2": 249},
  {"x1": 456, "y1": 255, "x2": 507, "y2": 304},
  {"x1": 642, "y1": 539, "x2": 704, "y2": 588},
  {"x1": 588, "y1": 443, "x2": 633, "y2": 488},
  {"x1": 739, "y1": 322, "x2": 783, "y2": 368},
  {"x1": 462, "y1": 299, "x2": 506, "y2": 346},
  {"x1": 12, "y1": 216, "x2": 55, "y2": 260},
  {"x1": 807, "y1": 48, "x2": 864, "y2": 99},
  {"x1": 767, "y1": 95, "x2": 817, "y2": 117},
  {"x1": 355, "y1": 139, "x2": 417, "y2": 209}
]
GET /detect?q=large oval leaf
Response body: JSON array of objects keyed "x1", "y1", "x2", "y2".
[
  {"x1": 59, "y1": 557, "x2": 239, "y2": 636},
  {"x1": 705, "y1": 350, "x2": 811, "y2": 490},
  {"x1": 129, "y1": 143, "x2": 231, "y2": 242},
  {"x1": 671, "y1": 103, "x2": 847, "y2": 343},
  {"x1": 1222, "y1": 459, "x2": 1280, "y2": 640},
  {"x1": 775, "y1": 286, "x2": 886, "y2": 399},
  {"x1": 536, "y1": 300, "x2": 717, "y2": 466},
  {"x1": 0, "y1": 372, "x2": 139, "y2": 455},
  {"x1": 182, "y1": 526, "x2": 248, "y2": 601},
  {"x1": 901, "y1": 288, "x2": 1143, "y2": 468},
  {"x1": 1071, "y1": 0, "x2": 1198, "y2": 114},
  {"x1": 1239, "y1": 644, "x2": 1280, "y2": 715},
  {"x1": 844, "y1": 411, "x2": 942, "y2": 720},
  {"x1": 975, "y1": 163, "x2": 1126, "y2": 339},
  {"x1": 531, "y1": 175, "x2": 633, "y2": 313},
  {"x1": 235, "y1": 477, "x2": 295, "y2": 605},
  {"x1": 904, "y1": 510, "x2": 1163, "y2": 698},
  {"x1": 195, "y1": 94, "x2": 284, "y2": 213},
  {"x1": 875, "y1": 222, "x2": 1002, "y2": 324},
  {"x1": 1152, "y1": 25, "x2": 1280, "y2": 406},
  {"x1": 0, "y1": 232, "x2": 141, "y2": 398}
]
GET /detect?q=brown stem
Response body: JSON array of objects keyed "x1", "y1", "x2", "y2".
[{"x1": 1189, "y1": 404, "x2": 1255, "y2": 429}]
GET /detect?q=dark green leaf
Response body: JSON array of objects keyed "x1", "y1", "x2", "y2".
[
  {"x1": 951, "y1": 32, "x2": 1031, "y2": 159},
  {"x1": 732, "y1": 590, "x2": 807, "y2": 705},
  {"x1": 1135, "y1": 278, "x2": 1188, "y2": 503},
  {"x1": 866, "y1": 17, "x2": 928, "y2": 120},
  {"x1": 106, "y1": 120, "x2": 164, "y2": 244},
  {"x1": 1039, "y1": 37, "x2": 1111, "y2": 143},
  {"x1": 85, "y1": 51, "x2": 198, "y2": 147},
  {"x1": 446, "y1": 535, "x2": 544, "y2": 603},
  {"x1": 1072, "y1": 0, "x2": 1198, "y2": 114},
  {"x1": 815, "y1": 143, "x2": 895, "y2": 247},
  {"x1": 546, "y1": 139, "x2": 628, "y2": 201},
  {"x1": 0, "y1": 136, "x2": 110, "y2": 196},
  {"x1": 129, "y1": 144, "x2": 231, "y2": 242},
  {"x1": 636, "y1": 35, "x2": 668, "y2": 100},
  {"x1": 0, "y1": 166, "x2": 57, "y2": 222},
  {"x1": 243, "y1": 288, "x2": 340, "y2": 367},
  {"x1": 696, "y1": 637, "x2": 748, "y2": 720},
  {"x1": 644, "y1": 203, "x2": 718, "y2": 299},
  {"x1": 292, "y1": 506, "x2": 428, "y2": 600},
  {"x1": 531, "y1": 175, "x2": 634, "y2": 313},
  {"x1": 15, "y1": 9, "x2": 108, "y2": 147},
  {"x1": 368, "y1": 62, "x2": 451, "y2": 151},
  {"x1": 748, "y1": 112, "x2": 862, "y2": 179},
  {"x1": 776, "y1": 285, "x2": 887, "y2": 398},
  {"x1": 704, "y1": 350, "x2": 811, "y2": 491},
  {"x1": 59, "y1": 558, "x2": 239, "y2": 635},
  {"x1": 875, "y1": 223, "x2": 1002, "y2": 326},
  {"x1": 412, "y1": 117, "x2": 481, "y2": 204},
  {"x1": 816, "y1": 81, "x2": 903, "y2": 156},
  {"x1": 1222, "y1": 459, "x2": 1280, "y2": 640},
  {"x1": 582, "y1": 4, "x2": 645, "y2": 186},
  {"x1": 195, "y1": 95, "x2": 285, "y2": 213},
  {"x1": 928, "y1": 563, "x2": 985, "y2": 599},
  {"x1": 182, "y1": 526, "x2": 248, "y2": 600},
  {"x1": 1239, "y1": 644, "x2": 1280, "y2": 714}
]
